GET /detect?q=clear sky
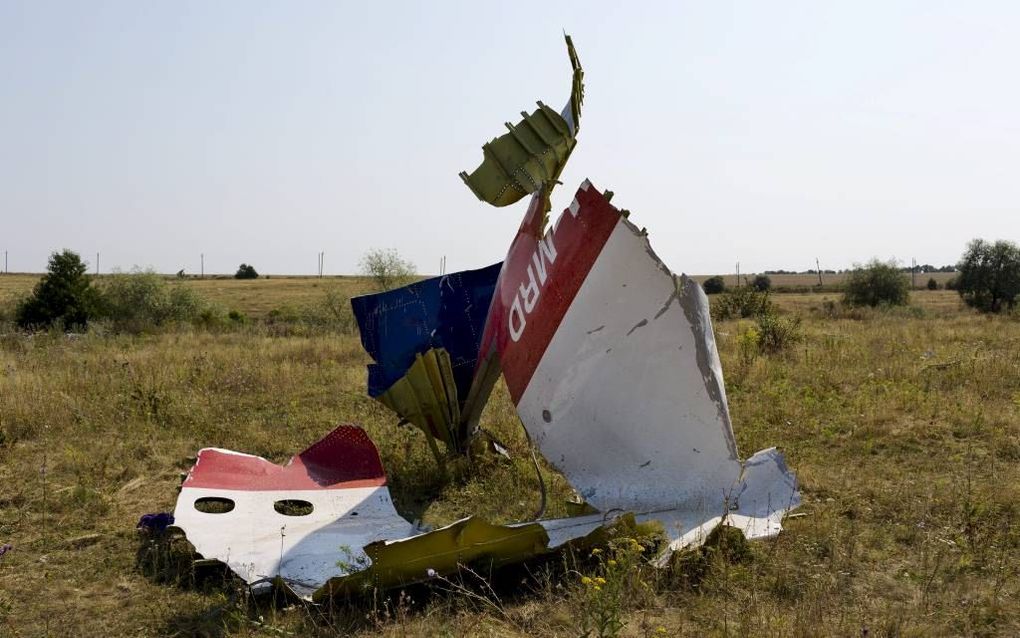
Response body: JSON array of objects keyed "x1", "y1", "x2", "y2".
[{"x1": 2, "y1": 1, "x2": 1018, "y2": 276}]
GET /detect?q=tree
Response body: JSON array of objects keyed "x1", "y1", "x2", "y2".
[
  {"x1": 956, "y1": 239, "x2": 1020, "y2": 313},
  {"x1": 359, "y1": 248, "x2": 415, "y2": 291},
  {"x1": 15, "y1": 249, "x2": 100, "y2": 330},
  {"x1": 235, "y1": 264, "x2": 259, "y2": 280},
  {"x1": 702, "y1": 275, "x2": 726, "y2": 295},
  {"x1": 927, "y1": 277, "x2": 939, "y2": 291},
  {"x1": 750, "y1": 274, "x2": 772, "y2": 292},
  {"x1": 843, "y1": 259, "x2": 910, "y2": 307}
]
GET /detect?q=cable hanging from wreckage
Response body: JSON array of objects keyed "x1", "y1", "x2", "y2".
[{"x1": 164, "y1": 34, "x2": 800, "y2": 602}]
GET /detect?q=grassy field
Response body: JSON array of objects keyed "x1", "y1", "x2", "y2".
[
  {"x1": 0, "y1": 275, "x2": 376, "y2": 320},
  {"x1": 1, "y1": 277, "x2": 1019, "y2": 636},
  {"x1": 0, "y1": 271, "x2": 960, "y2": 316},
  {"x1": 688, "y1": 272, "x2": 959, "y2": 291}
]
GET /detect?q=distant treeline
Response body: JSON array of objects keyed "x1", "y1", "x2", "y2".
[{"x1": 764, "y1": 264, "x2": 957, "y2": 275}]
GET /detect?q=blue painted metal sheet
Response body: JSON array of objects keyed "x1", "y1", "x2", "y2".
[{"x1": 351, "y1": 262, "x2": 502, "y2": 403}]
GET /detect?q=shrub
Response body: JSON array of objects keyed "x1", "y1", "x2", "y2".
[
  {"x1": 737, "y1": 326, "x2": 761, "y2": 365},
  {"x1": 702, "y1": 276, "x2": 726, "y2": 295},
  {"x1": 927, "y1": 277, "x2": 939, "y2": 290},
  {"x1": 710, "y1": 286, "x2": 773, "y2": 321},
  {"x1": 736, "y1": 310, "x2": 802, "y2": 357},
  {"x1": 16, "y1": 250, "x2": 101, "y2": 331},
  {"x1": 754, "y1": 311, "x2": 802, "y2": 354},
  {"x1": 360, "y1": 248, "x2": 415, "y2": 291},
  {"x1": 956, "y1": 239, "x2": 1020, "y2": 313},
  {"x1": 317, "y1": 284, "x2": 357, "y2": 334},
  {"x1": 945, "y1": 277, "x2": 958, "y2": 291},
  {"x1": 194, "y1": 307, "x2": 227, "y2": 331},
  {"x1": 750, "y1": 274, "x2": 772, "y2": 292},
  {"x1": 98, "y1": 269, "x2": 207, "y2": 333},
  {"x1": 843, "y1": 260, "x2": 910, "y2": 307},
  {"x1": 234, "y1": 264, "x2": 259, "y2": 280}
]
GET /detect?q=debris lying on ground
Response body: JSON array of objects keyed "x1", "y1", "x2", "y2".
[
  {"x1": 161, "y1": 33, "x2": 799, "y2": 603},
  {"x1": 136, "y1": 512, "x2": 174, "y2": 534},
  {"x1": 172, "y1": 425, "x2": 416, "y2": 599}
]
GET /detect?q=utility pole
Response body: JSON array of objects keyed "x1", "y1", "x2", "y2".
[
  {"x1": 96, "y1": 252, "x2": 100, "y2": 276},
  {"x1": 911, "y1": 257, "x2": 917, "y2": 289},
  {"x1": 735, "y1": 261, "x2": 740, "y2": 288},
  {"x1": 3, "y1": 250, "x2": 6, "y2": 274},
  {"x1": 200, "y1": 254, "x2": 204, "y2": 279},
  {"x1": 816, "y1": 257, "x2": 823, "y2": 287}
]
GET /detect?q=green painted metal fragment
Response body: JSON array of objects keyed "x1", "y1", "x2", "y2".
[
  {"x1": 459, "y1": 34, "x2": 584, "y2": 208},
  {"x1": 376, "y1": 348, "x2": 461, "y2": 452},
  {"x1": 313, "y1": 513, "x2": 651, "y2": 601},
  {"x1": 316, "y1": 518, "x2": 549, "y2": 598}
]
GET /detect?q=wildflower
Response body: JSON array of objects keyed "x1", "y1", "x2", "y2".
[
  {"x1": 0, "y1": 543, "x2": 11, "y2": 559},
  {"x1": 595, "y1": 577, "x2": 606, "y2": 585},
  {"x1": 591, "y1": 548, "x2": 602, "y2": 555},
  {"x1": 607, "y1": 559, "x2": 617, "y2": 567},
  {"x1": 593, "y1": 585, "x2": 601, "y2": 592},
  {"x1": 426, "y1": 568, "x2": 437, "y2": 578},
  {"x1": 581, "y1": 576, "x2": 593, "y2": 586},
  {"x1": 656, "y1": 627, "x2": 667, "y2": 635}
]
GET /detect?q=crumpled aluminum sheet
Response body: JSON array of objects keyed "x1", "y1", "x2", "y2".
[
  {"x1": 474, "y1": 180, "x2": 799, "y2": 549},
  {"x1": 171, "y1": 426, "x2": 416, "y2": 599}
]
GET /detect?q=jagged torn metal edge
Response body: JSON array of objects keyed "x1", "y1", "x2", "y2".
[
  {"x1": 471, "y1": 179, "x2": 800, "y2": 553},
  {"x1": 170, "y1": 181, "x2": 799, "y2": 601}
]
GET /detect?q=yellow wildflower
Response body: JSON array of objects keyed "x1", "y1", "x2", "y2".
[
  {"x1": 595, "y1": 577, "x2": 607, "y2": 585},
  {"x1": 581, "y1": 576, "x2": 592, "y2": 585},
  {"x1": 607, "y1": 559, "x2": 617, "y2": 567}
]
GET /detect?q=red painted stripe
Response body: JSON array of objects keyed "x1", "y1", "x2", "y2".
[
  {"x1": 183, "y1": 425, "x2": 387, "y2": 491},
  {"x1": 478, "y1": 181, "x2": 621, "y2": 403}
]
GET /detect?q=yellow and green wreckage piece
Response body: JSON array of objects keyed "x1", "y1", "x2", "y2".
[
  {"x1": 459, "y1": 34, "x2": 584, "y2": 217},
  {"x1": 315, "y1": 514, "x2": 641, "y2": 600}
]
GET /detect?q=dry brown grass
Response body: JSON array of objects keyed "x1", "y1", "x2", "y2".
[
  {"x1": 0, "y1": 274, "x2": 377, "y2": 320},
  {"x1": 1, "y1": 283, "x2": 1019, "y2": 636}
]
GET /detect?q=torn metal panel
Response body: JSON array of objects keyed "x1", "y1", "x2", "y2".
[
  {"x1": 316, "y1": 517, "x2": 549, "y2": 599},
  {"x1": 459, "y1": 34, "x2": 584, "y2": 209},
  {"x1": 474, "y1": 180, "x2": 799, "y2": 544},
  {"x1": 172, "y1": 426, "x2": 417, "y2": 599},
  {"x1": 171, "y1": 426, "x2": 626, "y2": 601},
  {"x1": 351, "y1": 262, "x2": 501, "y2": 452}
]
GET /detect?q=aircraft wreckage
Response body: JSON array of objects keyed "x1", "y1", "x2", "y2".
[{"x1": 168, "y1": 35, "x2": 799, "y2": 601}]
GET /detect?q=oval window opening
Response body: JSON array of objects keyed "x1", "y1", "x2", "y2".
[
  {"x1": 194, "y1": 496, "x2": 235, "y2": 514},
  {"x1": 274, "y1": 499, "x2": 314, "y2": 516}
]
